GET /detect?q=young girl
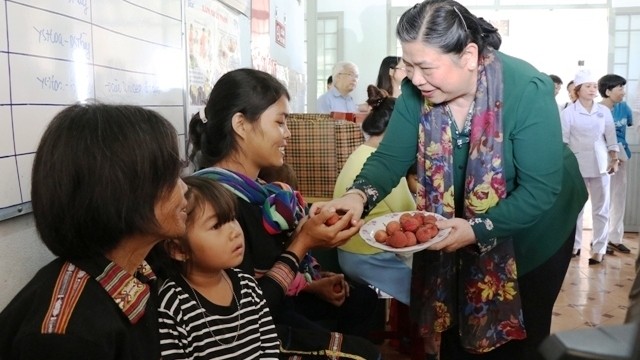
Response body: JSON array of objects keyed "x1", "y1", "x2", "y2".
[{"x1": 149, "y1": 176, "x2": 280, "y2": 359}]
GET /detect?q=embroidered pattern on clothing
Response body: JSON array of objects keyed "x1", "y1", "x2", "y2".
[
  {"x1": 350, "y1": 179, "x2": 380, "y2": 214},
  {"x1": 41, "y1": 262, "x2": 90, "y2": 334},
  {"x1": 266, "y1": 260, "x2": 297, "y2": 292},
  {"x1": 96, "y1": 261, "x2": 154, "y2": 324}
]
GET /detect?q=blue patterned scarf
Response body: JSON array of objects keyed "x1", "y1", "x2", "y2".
[
  {"x1": 194, "y1": 167, "x2": 307, "y2": 235},
  {"x1": 193, "y1": 167, "x2": 321, "y2": 288}
]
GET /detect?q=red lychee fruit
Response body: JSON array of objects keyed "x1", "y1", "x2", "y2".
[
  {"x1": 404, "y1": 231, "x2": 417, "y2": 246},
  {"x1": 333, "y1": 282, "x2": 343, "y2": 293},
  {"x1": 399, "y1": 213, "x2": 413, "y2": 224},
  {"x1": 400, "y1": 217, "x2": 420, "y2": 232},
  {"x1": 412, "y1": 213, "x2": 424, "y2": 225},
  {"x1": 423, "y1": 215, "x2": 438, "y2": 224},
  {"x1": 387, "y1": 231, "x2": 408, "y2": 248},
  {"x1": 374, "y1": 230, "x2": 389, "y2": 243},
  {"x1": 415, "y1": 226, "x2": 432, "y2": 243},
  {"x1": 424, "y1": 223, "x2": 439, "y2": 238},
  {"x1": 385, "y1": 221, "x2": 401, "y2": 235},
  {"x1": 325, "y1": 213, "x2": 340, "y2": 226}
]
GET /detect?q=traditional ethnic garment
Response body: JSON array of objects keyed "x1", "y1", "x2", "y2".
[
  {"x1": 194, "y1": 167, "x2": 321, "y2": 293},
  {"x1": 412, "y1": 48, "x2": 526, "y2": 353}
]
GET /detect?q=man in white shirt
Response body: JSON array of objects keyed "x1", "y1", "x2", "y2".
[{"x1": 317, "y1": 61, "x2": 359, "y2": 113}]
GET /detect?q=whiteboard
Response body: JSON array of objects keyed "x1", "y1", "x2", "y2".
[{"x1": 0, "y1": 0, "x2": 187, "y2": 220}]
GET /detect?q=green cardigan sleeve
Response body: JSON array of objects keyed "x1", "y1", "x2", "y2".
[
  {"x1": 470, "y1": 57, "x2": 565, "y2": 249},
  {"x1": 352, "y1": 80, "x2": 421, "y2": 207}
]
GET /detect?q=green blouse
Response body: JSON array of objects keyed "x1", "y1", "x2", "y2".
[{"x1": 354, "y1": 52, "x2": 587, "y2": 275}]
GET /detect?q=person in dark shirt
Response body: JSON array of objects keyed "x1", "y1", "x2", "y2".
[{"x1": 0, "y1": 103, "x2": 189, "y2": 360}]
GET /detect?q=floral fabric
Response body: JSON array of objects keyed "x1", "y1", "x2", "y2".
[{"x1": 412, "y1": 48, "x2": 526, "y2": 353}]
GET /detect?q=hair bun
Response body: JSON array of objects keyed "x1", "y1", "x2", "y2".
[{"x1": 366, "y1": 85, "x2": 389, "y2": 110}]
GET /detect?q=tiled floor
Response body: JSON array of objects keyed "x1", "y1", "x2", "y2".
[
  {"x1": 552, "y1": 231, "x2": 638, "y2": 332},
  {"x1": 379, "y1": 231, "x2": 640, "y2": 359}
]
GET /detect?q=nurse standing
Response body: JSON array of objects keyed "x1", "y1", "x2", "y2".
[{"x1": 561, "y1": 70, "x2": 620, "y2": 264}]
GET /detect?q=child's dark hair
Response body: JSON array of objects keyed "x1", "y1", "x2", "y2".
[
  {"x1": 406, "y1": 161, "x2": 417, "y2": 177},
  {"x1": 549, "y1": 74, "x2": 562, "y2": 85},
  {"x1": 361, "y1": 85, "x2": 396, "y2": 136},
  {"x1": 259, "y1": 163, "x2": 299, "y2": 190},
  {"x1": 147, "y1": 176, "x2": 238, "y2": 280}
]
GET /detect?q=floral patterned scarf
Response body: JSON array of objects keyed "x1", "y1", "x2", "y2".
[{"x1": 412, "y1": 48, "x2": 526, "y2": 353}]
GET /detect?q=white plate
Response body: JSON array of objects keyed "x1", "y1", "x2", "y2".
[{"x1": 360, "y1": 211, "x2": 451, "y2": 254}]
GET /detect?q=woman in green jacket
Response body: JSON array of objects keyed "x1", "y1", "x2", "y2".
[{"x1": 312, "y1": 1, "x2": 587, "y2": 359}]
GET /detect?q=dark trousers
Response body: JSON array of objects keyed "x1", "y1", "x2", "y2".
[
  {"x1": 284, "y1": 281, "x2": 379, "y2": 338},
  {"x1": 275, "y1": 283, "x2": 381, "y2": 359},
  {"x1": 441, "y1": 228, "x2": 575, "y2": 360}
]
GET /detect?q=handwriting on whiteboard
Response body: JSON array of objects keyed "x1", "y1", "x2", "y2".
[
  {"x1": 35, "y1": 74, "x2": 76, "y2": 93},
  {"x1": 32, "y1": 26, "x2": 91, "y2": 60},
  {"x1": 104, "y1": 79, "x2": 160, "y2": 95},
  {"x1": 68, "y1": 0, "x2": 89, "y2": 16}
]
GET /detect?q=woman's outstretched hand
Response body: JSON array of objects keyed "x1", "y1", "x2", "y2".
[
  {"x1": 427, "y1": 217, "x2": 477, "y2": 252},
  {"x1": 309, "y1": 192, "x2": 365, "y2": 227}
]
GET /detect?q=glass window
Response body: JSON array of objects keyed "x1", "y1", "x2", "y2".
[
  {"x1": 325, "y1": 35, "x2": 337, "y2": 49},
  {"x1": 629, "y1": 31, "x2": 640, "y2": 75},
  {"x1": 325, "y1": 49, "x2": 337, "y2": 66},
  {"x1": 614, "y1": 48, "x2": 628, "y2": 64},
  {"x1": 611, "y1": 12, "x2": 639, "y2": 143},
  {"x1": 613, "y1": 64, "x2": 628, "y2": 77},
  {"x1": 615, "y1": 31, "x2": 629, "y2": 47},
  {"x1": 632, "y1": 14, "x2": 640, "y2": 30},
  {"x1": 325, "y1": 19, "x2": 337, "y2": 33},
  {"x1": 316, "y1": 16, "x2": 341, "y2": 98},
  {"x1": 626, "y1": 80, "x2": 637, "y2": 111},
  {"x1": 616, "y1": 15, "x2": 630, "y2": 30}
]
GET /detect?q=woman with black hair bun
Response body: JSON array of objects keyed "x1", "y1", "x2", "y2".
[{"x1": 334, "y1": 84, "x2": 416, "y2": 306}]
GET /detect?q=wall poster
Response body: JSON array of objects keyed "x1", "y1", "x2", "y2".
[{"x1": 186, "y1": 0, "x2": 242, "y2": 106}]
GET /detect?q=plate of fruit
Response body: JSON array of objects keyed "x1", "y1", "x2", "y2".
[{"x1": 360, "y1": 211, "x2": 451, "y2": 253}]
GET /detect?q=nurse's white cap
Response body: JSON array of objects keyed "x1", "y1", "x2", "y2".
[{"x1": 574, "y1": 69, "x2": 597, "y2": 86}]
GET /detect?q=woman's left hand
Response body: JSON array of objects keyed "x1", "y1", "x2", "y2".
[
  {"x1": 303, "y1": 274, "x2": 347, "y2": 307},
  {"x1": 427, "y1": 217, "x2": 477, "y2": 252}
]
